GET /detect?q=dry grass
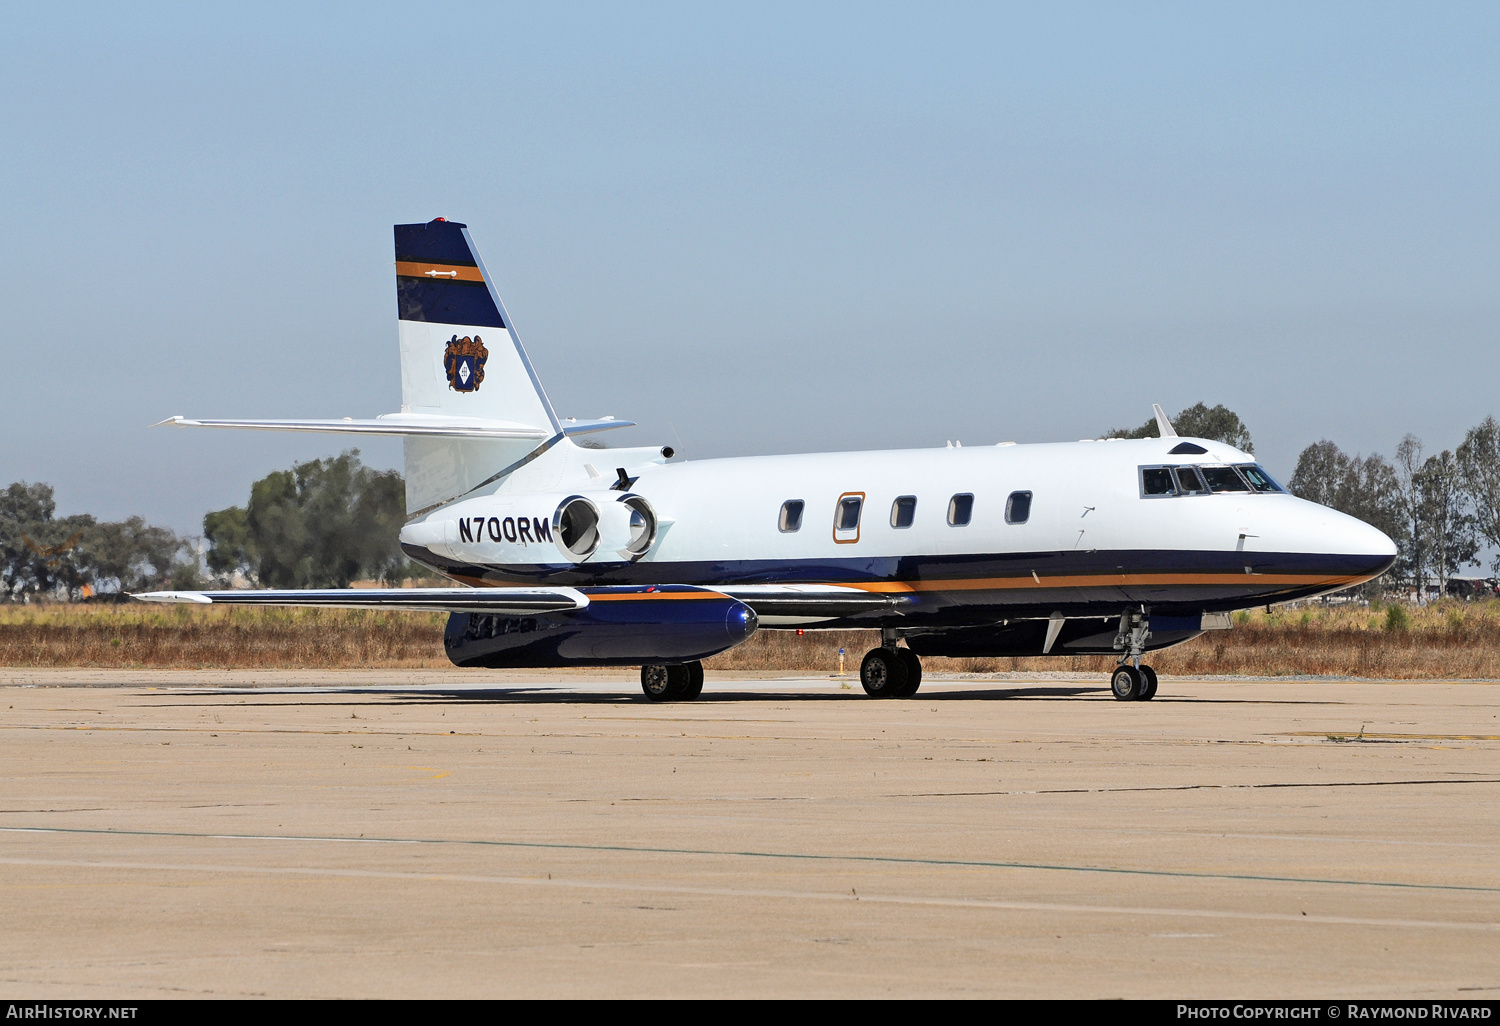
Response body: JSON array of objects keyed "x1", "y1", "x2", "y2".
[
  {"x1": 0, "y1": 603, "x2": 446, "y2": 669},
  {"x1": 4, "y1": 600, "x2": 1500, "y2": 677}
]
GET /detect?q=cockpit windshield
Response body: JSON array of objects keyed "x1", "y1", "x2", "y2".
[
  {"x1": 1236, "y1": 464, "x2": 1283, "y2": 493},
  {"x1": 1200, "y1": 467, "x2": 1250, "y2": 492},
  {"x1": 1140, "y1": 463, "x2": 1285, "y2": 499}
]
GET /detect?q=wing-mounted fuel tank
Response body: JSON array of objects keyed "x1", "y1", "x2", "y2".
[
  {"x1": 401, "y1": 492, "x2": 659, "y2": 567},
  {"x1": 444, "y1": 584, "x2": 758, "y2": 667}
]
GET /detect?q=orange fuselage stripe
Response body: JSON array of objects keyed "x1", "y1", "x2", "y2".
[
  {"x1": 447, "y1": 571, "x2": 1358, "y2": 599},
  {"x1": 841, "y1": 572, "x2": 1363, "y2": 594}
]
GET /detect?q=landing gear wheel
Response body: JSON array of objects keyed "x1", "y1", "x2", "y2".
[
  {"x1": 860, "y1": 648, "x2": 909, "y2": 698},
  {"x1": 641, "y1": 663, "x2": 689, "y2": 702},
  {"x1": 892, "y1": 648, "x2": 922, "y2": 697},
  {"x1": 1138, "y1": 665, "x2": 1158, "y2": 701},
  {"x1": 1111, "y1": 664, "x2": 1143, "y2": 701},
  {"x1": 681, "y1": 661, "x2": 705, "y2": 700}
]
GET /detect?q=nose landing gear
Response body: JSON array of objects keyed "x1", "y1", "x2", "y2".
[{"x1": 1111, "y1": 608, "x2": 1159, "y2": 701}]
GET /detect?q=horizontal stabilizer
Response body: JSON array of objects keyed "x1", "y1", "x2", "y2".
[
  {"x1": 133, "y1": 587, "x2": 588, "y2": 614},
  {"x1": 155, "y1": 414, "x2": 551, "y2": 440},
  {"x1": 560, "y1": 418, "x2": 636, "y2": 437}
]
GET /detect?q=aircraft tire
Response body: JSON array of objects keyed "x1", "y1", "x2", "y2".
[
  {"x1": 893, "y1": 648, "x2": 922, "y2": 697},
  {"x1": 641, "y1": 664, "x2": 689, "y2": 702},
  {"x1": 860, "y1": 648, "x2": 908, "y2": 698},
  {"x1": 681, "y1": 661, "x2": 705, "y2": 700},
  {"x1": 1138, "y1": 665, "x2": 1158, "y2": 701},
  {"x1": 1110, "y1": 665, "x2": 1143, "y2": 701}
]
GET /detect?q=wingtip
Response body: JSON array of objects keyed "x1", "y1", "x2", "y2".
[{"x1": 131, "y1": 591, "x2": 213, "y2": 604}]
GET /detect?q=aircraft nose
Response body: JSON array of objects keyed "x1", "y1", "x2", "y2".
[
  {"x1": 1350, "y1": 517, "x2": 1399, "y2": 560},
  {"x1": 1300, "y1": 504, "x2": 1398, "y2": 578}
]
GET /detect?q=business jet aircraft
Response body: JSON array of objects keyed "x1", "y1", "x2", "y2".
[{"x1": 140, "y1": 219, "x2": 1397, "y2": 702}]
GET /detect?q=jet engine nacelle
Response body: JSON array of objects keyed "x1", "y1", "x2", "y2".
[
  {"x1": 401, "y1": 492, "x2": 659, "y2": 566},
  {"x1": 443, "y1": 586, "x2": 758, "y2": 667}
]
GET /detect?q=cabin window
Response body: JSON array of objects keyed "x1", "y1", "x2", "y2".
[
  {"x1": 833, "y1": 493, "x2": 864, "y2": 543},
  {"x1": 1005, "y1": 491, "x2": 1032, "y2": 524},
  {"x1": 1236, "y1": 464, "x2": 1284, "y2": 493},
  {"x1": 890, "y1": 495, "x2": 917, "y2": 528},
  {"x1": 947, "y1": 493, "x2": 974, "y2": 526},
  {"x1": 1201, "y1": 466, "x2": 1251, "y2": 493},
  {"x1": 779, "y1": 499, "x2": 805, "y2": 533},
  {"x1": 1174, "y1": 467, "x2": 1209, "y2": 494},
  {"x1": 1141, "y1": 468, "x2": 1176, "y2": 496}
]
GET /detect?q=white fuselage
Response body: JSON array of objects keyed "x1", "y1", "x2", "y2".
[{"x1": 399, "y1": 435, "x2": 1397, "y2": 628}]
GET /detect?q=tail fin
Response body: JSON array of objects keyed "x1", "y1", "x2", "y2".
[
  {"x1": 396, "y1": 220, "x2": 569, "y2": 514},
  {"x1": 394, "y1": 219, "x2": 560, "y2": 433},
  {"x1": 158, "y1": 218, "x2": 634, "y2": 516}
]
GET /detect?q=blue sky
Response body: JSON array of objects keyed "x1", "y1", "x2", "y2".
[{"x1": 3, "y1": 3, "x2": 1499, "y2": 534}]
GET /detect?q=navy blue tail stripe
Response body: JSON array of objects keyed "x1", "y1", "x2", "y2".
[
  {"x1": 394, "y1": 220, "x2": 475, "y2": 265},
  {"x1": 396, "y1": 277, "x2": 506, "y2": 327}
]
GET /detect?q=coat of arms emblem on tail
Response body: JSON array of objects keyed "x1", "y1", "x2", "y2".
[{"x1": 443, "y1": 335, "x2": 488, "y2": 392}]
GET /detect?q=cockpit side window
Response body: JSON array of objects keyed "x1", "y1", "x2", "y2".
[
  {"x1": 1142, "y1": 468, "x2": 1176, "y2": 496},
  {"x1": 1201, "y1": 466, "x2": 1251, "y2": 492},
  {"x1": 1236, "y1": 464, "x2": 1284, "y2": 493},
  {"x1": 778, "y1": 500, "x2": 804, "y2": 533}
]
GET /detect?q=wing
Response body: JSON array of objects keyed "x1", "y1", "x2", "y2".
[
  {"x1": 133, "y1": 582, "x2": 901, "y2": 625},
  {"x1": 716, "y1": 584, "x2": 901, "y2": 624},
  {"x1": 133, "y1": 587, "x2": 588, "y2": 614},
  {"x1": 154, "y1": 414, "x2": 635, "y2": 440}
]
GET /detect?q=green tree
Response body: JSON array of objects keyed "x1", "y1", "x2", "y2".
[
  {"x1": 83, "y1": 516, "x2": 187, "y2": 594},
  {"x1": 1287, "y1": 440, "x2": 1402, "y2": 540},
  {"x1": 1107, "y1": 402, "x2": 1254, "y2": 452},
  {"x1": 1457, "y1": 415, "x2": 1500, "y2": 573},
  {"x1": 203, "y1": 505, "x2": 255, "y2": 581},
  {"x1": 0, "y1": 482, "x2": 95, "y2": 600},
  {"x1": 0, "y1": 482, "x2": 192, "y2": 599},
  {"x1": 1394, "y1": 434, "x2": 1426, "y2": 591},
  {"x1": 228, "y1": 450, "x2": 413, "y2": 588},
  {"x1": 1414, "y1": 449, "x2": 1478, "y2": 595}
]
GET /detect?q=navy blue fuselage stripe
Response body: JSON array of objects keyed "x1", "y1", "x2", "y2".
[
  {"x1": 396, "y1": 278, "x2": 506, "y2": 328},
  {"x1": 402, "y1": 547, "x2": 1391, "y2": 584},
  {"x1": 399, "y1": 545, "x2": 1396, "y2": 623},
  {"x1": 394, "y1": 221, "x2": 476, "y2": 265}
]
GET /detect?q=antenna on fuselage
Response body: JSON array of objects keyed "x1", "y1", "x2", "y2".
[{"x1": 1152, "y1": 404, "x2": 1177, "y2": 438}]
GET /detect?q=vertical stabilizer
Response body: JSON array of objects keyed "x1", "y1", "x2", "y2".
[
  {"x1": 1152, "y1": 404, "x2": 1178, "y2": 439},
  {"x1": 395, "y1": 220, "x2": 562, "y2": 512}
]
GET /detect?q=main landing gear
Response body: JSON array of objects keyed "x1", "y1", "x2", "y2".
[
  {"x1": 640, "y1": 661, "x2": 705, "y2": 702},
  {"x1": 860, "y1": 630, "x2": 922, "y2": 698},
  {"x1": 1111, "y1": 608, "x2": 1158, "y2": 701}
]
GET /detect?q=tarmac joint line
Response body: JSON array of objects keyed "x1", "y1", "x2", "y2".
[{"x1": 4, "y1": 824, "x2": 1499, "y2": 896}]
